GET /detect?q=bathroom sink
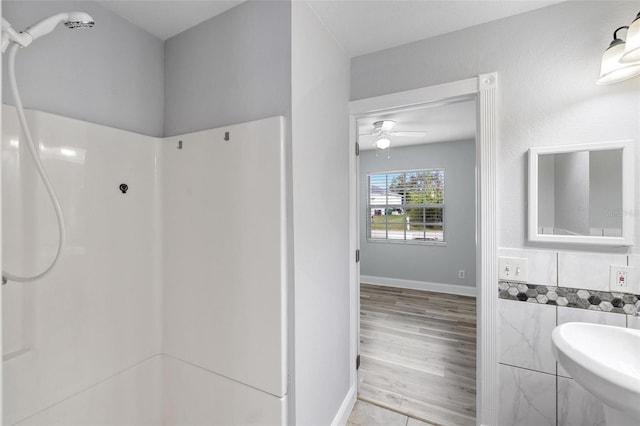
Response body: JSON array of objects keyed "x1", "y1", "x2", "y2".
[{"x1": 551, "y1": 322, "x2": 640, "y2": 420}]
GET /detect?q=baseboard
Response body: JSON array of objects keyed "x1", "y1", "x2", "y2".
[
  {"x1": 331, "y1": 383, "x2": 357, "y2": 426},
  {"x1": 360, "y1": 275, "x2": 476, "y2": 297}
]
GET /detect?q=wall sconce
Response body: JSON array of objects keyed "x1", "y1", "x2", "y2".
[
  {"x1": 597, "y1": 12, "x2": 640, "y2": 85},
  {"x1": 621, "y1": 12, "x2": 640, "y2": 62}
]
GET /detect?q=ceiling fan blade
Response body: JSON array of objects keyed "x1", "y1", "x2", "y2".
[
  {"x1": 380, "y1": 120, "x2": 396, "y2": 132},
  {"x1": 390, "y1": 131, "x2": 427, "y2": 137},
  {"x1": 358, "y1": 132, "x2": 378, "y2": 136}
]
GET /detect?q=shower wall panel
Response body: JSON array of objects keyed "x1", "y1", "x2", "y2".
[
  {"x1": 15, "y1": 356, "x2": 163, "y2": 426},
  {"x1": 162, "y1": 116, "x2": 287, "y2": 422},
  {"x1": 1, "y1": 106, "x2": 162, "y2": 425}
]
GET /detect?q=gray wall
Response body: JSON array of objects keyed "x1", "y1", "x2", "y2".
[
  {"x1": 555, "y1": 151, "x2": 590, "y2": 235},
  {"x1": 351, "y1": 1, "x2": 640, "y2": 253},
  {"x1": 537, "y1": 154, "x2": 555, "y2": 230},
  {"x1": 360, "y1": 140, "x2": 476, "y2": 287},
  {"x1": 163, "y1": 1, "x2": 291, "y2": 136},
  {"x1": 2, "y1": 1, "x2": 164, "y2": 137},
  {"x1": 291, "y1": 2, "x2": 351, "y2": 424},
  {"x1": 589, "y1": 149, "x2": 623, "y2": 232}
]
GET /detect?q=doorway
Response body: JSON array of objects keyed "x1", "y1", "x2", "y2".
[
  {"x1": 347, "y1": 75, "x2": 498, "y2": 426},
  {"x1": 355, "y1": 99, "x2": 477, "y2": 424}
]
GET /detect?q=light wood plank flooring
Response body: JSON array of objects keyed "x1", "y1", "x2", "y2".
[
  {"x1": 357, "y1": 284, "x2": 476, "y2": 426},
  {"x1": 348, "y1": 400, "x2": 433, "y2": 426}
]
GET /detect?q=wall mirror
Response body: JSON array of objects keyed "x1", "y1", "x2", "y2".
[{"x1": 528, "y1": 140, "x2": 635, "y2": 246}]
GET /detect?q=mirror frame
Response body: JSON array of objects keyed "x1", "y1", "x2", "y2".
[{"x1": 528, "y1": 140, "x2": 635, "y2": 246}]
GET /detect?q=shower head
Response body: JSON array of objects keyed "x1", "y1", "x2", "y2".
[
  {"x1": 23, "y1": 12, "x2": 95, "y2": 40},
  {"x1": 65, "y1": 20, "x2": 95, "y2": 30},
  {"x1": 1, "y1": 12, "x2": 94, "y2": 52}
]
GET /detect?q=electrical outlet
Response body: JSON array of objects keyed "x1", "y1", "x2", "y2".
[
  {"x1": 498, "y1": 257, "x2": 528, "y2": 282},
  {"x1": 458, "y1": 270, "x2": 465, "y2": 279},
  {"x1": 610, "y1": 265, "x2": 634, "y2": 293}
]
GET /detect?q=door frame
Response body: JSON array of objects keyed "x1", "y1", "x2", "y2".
[{"x1": 348, "y1": 73, "x2": 498, "y2": 425}]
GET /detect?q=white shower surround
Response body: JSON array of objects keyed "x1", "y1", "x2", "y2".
[{"x1": 2, "y1": 106, "x2": 287, "y2": 425}]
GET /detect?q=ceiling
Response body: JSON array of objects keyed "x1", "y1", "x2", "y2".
[
  {"x1": 98, "y1": 0, "x2": 563, "y2": 56},
  {"x1": 98, "y1": 1, "x2": 244, "y2": 41},
  {"x1": 307, "y1": 0, "x2": 562, "y2": 57},
  {"x1": 357, "y1": 99, "x2": 476, "y2": 151}
]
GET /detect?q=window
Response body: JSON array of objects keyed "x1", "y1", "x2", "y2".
[{"x1": 367, "y1": 169, "x2": 445, "y2": 243}]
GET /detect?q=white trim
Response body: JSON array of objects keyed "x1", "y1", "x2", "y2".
[
  {"x1": 349, "y1": 78, "x2": 478, "y2": 114},
  {"x1": 477, "y1": 72, "x2": 498, "y2": 425},
  {"x1": 361, "y1": 275, "x2": 476, "y2": 297},
  {"x1": 0, "y1": 0, "x2": 4, "y2": 419},
  {"x1": 348, "y1": 73, "x2": 498, "y2": 426},
  {"x1": 348, "y1": 112, "x2": 360, "y2": 424},
  {"x1": 330, "y1": 383, "x2": 357, "y2": 426}
]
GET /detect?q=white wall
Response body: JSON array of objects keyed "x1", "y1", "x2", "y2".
[
  {"x1": 351, "y1": 1, "x2": 640, "y2": 254},
  {"x1": 163, "y1": 0, "x2": 291, "y2": 137},
  {"x1": 359, "y1": 140, "x2": 476, "y2": 288},
  {"x1": 291, "y1": 2, "x2": 351, "y2": 424},
  {"x1": 161, "y1": 118, "x2": 288, "y2": 424},
  {"x1": 2, "y1": 1, "x2": 164, "y2": 137},
  {"x1": 2, "y1": 107, "x2": 162, "y2": 425}
]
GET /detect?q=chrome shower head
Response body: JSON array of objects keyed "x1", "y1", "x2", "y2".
[
  {"x1": 64, "y1": 21, "x2": 95, "y2": 30},
  {"x1": 24, "y1": 12, "x2": 95, "y2": 40},
  {"x1": 1, "y1": 11, "x2": 95, "y2": 52},
  {"x1": 64, "y1": 16, "x2": 95, "y2": 30}
]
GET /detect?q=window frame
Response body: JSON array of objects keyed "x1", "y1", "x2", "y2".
[{"x1": 366, "y1": 168, "x2": 446, "y2": 246}]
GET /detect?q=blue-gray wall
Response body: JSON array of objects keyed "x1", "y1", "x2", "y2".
[
  {"x1": 360, "y1": 140, "x2": 476, "y2": 287},
  {"x1": 163, "y1": 0, "x2": 291, "y2": 136},
  {"x1": 2, "y1": 1, "x2": 164, "y2": 137}
]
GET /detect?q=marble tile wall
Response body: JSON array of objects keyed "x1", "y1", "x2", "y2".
[
  {"x1": 498, "y1": 299, "x2": 556, "y2": 374},
  {"x1": 498, "y1": 249, "x2": 639, "y2": 292},
  {"x1": 497, "y1": 248, "x2": 639, "y2": 426},
  {"x1": 557, "y1": 252, "x2": 627, "y2": 292},
  {"x1": 557, "y1": 377, "x2": 607, "y2": 426},
  {"x1": 499, "y1": 364, "x2": 555, "y2": 426}
]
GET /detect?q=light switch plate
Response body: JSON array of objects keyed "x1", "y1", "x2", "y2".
[
  {"x1": 609, "y1": 265, "x2": 635, "y2": 293},
  {"x1": 498, "y1": 257, "x2": 529, "y2": 283}
]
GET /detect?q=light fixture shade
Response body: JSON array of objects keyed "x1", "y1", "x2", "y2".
[
  {"x1": 621, "y1": 15, "x2": 640, "y2": 63},
  {"x1": 375, "y1": 136, "x2": 391, "y2": 149},
  {"x1": 597, "y1": 40, "x2": 640, "y2": 85}
]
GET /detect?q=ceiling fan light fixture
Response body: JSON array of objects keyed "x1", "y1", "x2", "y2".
[{"x1": 375, "y1": 136, "x2": 391, "y2": 150}]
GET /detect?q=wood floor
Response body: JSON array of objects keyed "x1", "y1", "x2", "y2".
[{"x1": 358, "y1": 284, "x2": 477, "y2": 426}]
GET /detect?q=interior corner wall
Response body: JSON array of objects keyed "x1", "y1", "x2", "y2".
[
  {"x1": 350, "y1": 0, "x2": 640, "y2": 253},
  {"x1": 1, "y1": 1, "x2": 164, "y2": 137},
  {"x1": 291, "y1": 2, "x2": 351, "y2": 424},
  {"x1": 163, "y1": 0, "x2": 292, "y2": 137},
  {"x1": 359, "y1": 140, "x2": 476, "y2": 287}
]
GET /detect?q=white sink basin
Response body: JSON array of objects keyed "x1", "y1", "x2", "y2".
[{"x1": 552, "y1": 322, "x2": 640, "y2": 421}]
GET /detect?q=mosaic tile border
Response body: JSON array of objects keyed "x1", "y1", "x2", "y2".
[{"x1": 498, "y1": 281, "x2": 640, "y2": 315}]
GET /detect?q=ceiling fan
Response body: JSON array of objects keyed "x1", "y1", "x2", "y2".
[{"x1": 359, "y1": 120, "x2": 427, "y2": 149}]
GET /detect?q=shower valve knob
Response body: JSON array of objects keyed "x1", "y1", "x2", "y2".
[{"x1": 119, "y1": 183, "x2": 128, "y2": 194}]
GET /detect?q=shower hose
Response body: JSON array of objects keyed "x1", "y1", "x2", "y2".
[{"x1": 2, "y1": 42, "x2": 66, "y2": 284}]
